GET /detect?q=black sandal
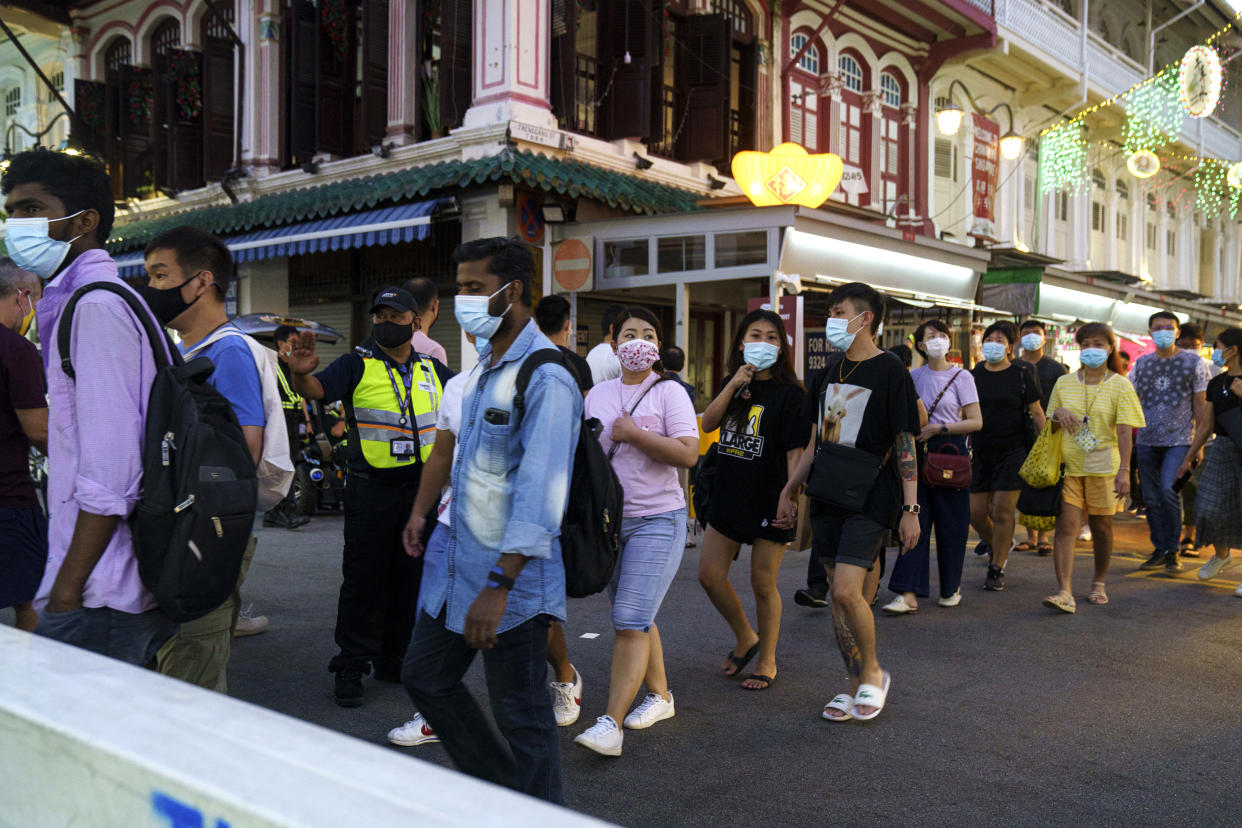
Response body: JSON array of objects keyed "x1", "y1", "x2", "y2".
[
  {"x1": 741, "y1": 673, "x2": 776, "y2": 691},
  {"x1": 723, "y1": 641, "x2": 760, "y2": 677}
]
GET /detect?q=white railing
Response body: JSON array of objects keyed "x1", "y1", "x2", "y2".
[{"x1": 0, "y1": 625, "x2": 605, "y2": 828}]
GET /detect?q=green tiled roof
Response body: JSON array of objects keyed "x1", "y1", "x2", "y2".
[{"x1": 107, "y1": 149, "x2": 703, "y2": 254}]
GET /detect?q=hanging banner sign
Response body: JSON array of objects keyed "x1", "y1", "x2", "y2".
[{"x1": 969, "y1": 114, "x2": 1000, "y2": 242}]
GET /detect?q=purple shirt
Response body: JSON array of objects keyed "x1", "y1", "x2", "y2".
[
  {"x1": 412, "y1": 331, "x2": 448, "y2": 366},
  {"x1": 34, "y1": 249, "x2": 168, "y2": 614},
  {"x1": 910, "y1": 365, "x2": 979, "y2": 426}
]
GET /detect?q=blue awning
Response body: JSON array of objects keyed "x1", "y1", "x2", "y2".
[{"x1": 115, "y1": 197, "x2": 450, "y2": 277}]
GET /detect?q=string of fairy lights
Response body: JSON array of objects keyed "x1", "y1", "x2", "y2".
[{"x1": 1039, "y1": 10, "x2": 1242, "y2": 219}]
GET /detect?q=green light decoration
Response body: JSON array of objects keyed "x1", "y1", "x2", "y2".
[
  {"x1": 1194, "y1": 161, "x2": 1240, "y2": 219},
  {"x1": 1122, "y1": 68, "x2": 1184, "y2": 155},
  {"x1": 1039, "y1": 124, "x2": 1088, "y2": 194}
]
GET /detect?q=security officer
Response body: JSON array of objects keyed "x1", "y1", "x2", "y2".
[
  {"x1": 288, "y1": 286, "x2": 453, "y2": 707},
  {"x1": 266, "y1": 324, "x2": 311, "y2": 529}
]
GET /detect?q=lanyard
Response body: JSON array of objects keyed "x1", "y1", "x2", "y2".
[
  {"x1": 1078, "y1": 371, "x2": 1106, "y2": 423},
  {"x1": 383, "y1": 359, "x2": 416, "y2": 427}
]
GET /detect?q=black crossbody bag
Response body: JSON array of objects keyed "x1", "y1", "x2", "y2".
[{"x1": 805, "y1": 353, "x2": 892, "y2": 511}]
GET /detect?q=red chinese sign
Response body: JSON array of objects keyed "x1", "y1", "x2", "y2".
[{"x1": 969, "y1": 114, "x2": 1000, "y2": 242}]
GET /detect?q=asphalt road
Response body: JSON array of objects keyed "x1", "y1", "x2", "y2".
[{"x1": 8, "y1": 513, "x2": 1242, "y2": 826}]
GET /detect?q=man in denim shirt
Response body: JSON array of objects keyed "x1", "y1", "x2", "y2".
[{"x1": 402, "y1": 238, "x2": 581, "y2": 803}]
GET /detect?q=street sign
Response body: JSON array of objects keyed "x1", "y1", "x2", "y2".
[
  {"x1": 553, "y1": 237, "x2": 593, "y2": 292},
  {"x1": 517, "y1": 193, "x2": 544, "y2": 243}
]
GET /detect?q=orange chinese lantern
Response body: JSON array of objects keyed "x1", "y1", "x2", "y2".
[{"x1": 731, "y1": 143, "x2": 845, "y2": 208}]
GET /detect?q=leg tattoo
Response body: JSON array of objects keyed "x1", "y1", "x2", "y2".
[{"x1": 831, "y1": 604, "x2": 863, "y2": 678}]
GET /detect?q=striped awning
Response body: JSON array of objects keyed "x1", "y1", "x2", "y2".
[{"x1": 115, "y1": 197, "x2": 450, "y2": 277}]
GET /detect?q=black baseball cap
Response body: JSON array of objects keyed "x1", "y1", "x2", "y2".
[{"x1": 370, "y1": 286, "x2": 417, "y2": 315}]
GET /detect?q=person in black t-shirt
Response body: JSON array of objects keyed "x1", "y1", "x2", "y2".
[
  {"x1": 534, "y1": 294, "x2": 593, "y2": 394},
  {"x1": 970, "y1": 321, "x2": 1045, "y2": 591},
  {"x1": 697, "y1": 310, "x2": 808, "y2": 691},
  {"x1": 1178, "y1": 328, "x2": 1242, "y2": 589},
  {"x1": 779, "y1": 283, "x2": 920, "y2": 722},
  {"x1": 1017, "y1": 320, "x2": 1067, "y2": 555}
]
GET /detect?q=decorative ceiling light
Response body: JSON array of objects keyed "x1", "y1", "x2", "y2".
[
  {"x1": 1179, "y1": 45, "x2": 1223, "y2": 118},
  {"x1": 731, "y1": 143, "x2": 845, "y2": 207},
  {"x1": 1228, "y1": 161, "x2": 1242, "y2": 189},
  {"x1": 1127, "y1": 150, "x2": 1161, "y2": 178},
  {"x1": 936, "y1": 102, "x2": 965, "y2": 136},
  {"x1": 999, "y1": 130, "x2": 1025, "y2": 160}
]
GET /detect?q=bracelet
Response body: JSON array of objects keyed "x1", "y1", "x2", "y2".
[
  {"x1": 1118, "y1": 467, "x2": 1130, "y2": 471},
  {"x1": 487, "y1": 565, "x2": 515, "y2": 591}
]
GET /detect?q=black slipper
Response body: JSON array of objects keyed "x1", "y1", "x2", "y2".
[
  {"x1": 724, "y1": 641, "x2": 760, "y2": 677},
  {"x1": 741, "y1": 673, "x2": 776, "y2": 691}
]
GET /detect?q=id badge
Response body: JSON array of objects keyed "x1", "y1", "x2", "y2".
[
  {"x1": 390, "y1": 438, "x2": 417, "y2": 460},
  {"x1": 1074, "y1": 418, "x2": 1100, "y2": 453}
]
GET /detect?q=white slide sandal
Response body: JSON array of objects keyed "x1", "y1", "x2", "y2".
[
  {"x1": 822, "y1": 693, "x2": 854, "y2": 721},
  {"x1": 850, "y1": 672, "x2": 891, "y2": 721}
]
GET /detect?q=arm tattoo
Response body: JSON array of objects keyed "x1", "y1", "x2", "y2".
[{"x1": 897, "y1": 432, "x2": 916, "y2": 482}]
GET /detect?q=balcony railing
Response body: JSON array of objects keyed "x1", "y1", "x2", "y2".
[{"x1": 995, "y1": 0, "x2": 1242, "y2": 160}]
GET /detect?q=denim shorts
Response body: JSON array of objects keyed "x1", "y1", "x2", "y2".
[{"x1": 607, "y1": 509, "x2": 687, "y2": 632}]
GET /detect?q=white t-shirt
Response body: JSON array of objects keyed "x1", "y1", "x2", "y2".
[
  {"x1": 435, "y1": 373, "x2": 468, "y2": 526},
  {"x1": 586, "y1": 342, "x2": 621, "y2": 385}
]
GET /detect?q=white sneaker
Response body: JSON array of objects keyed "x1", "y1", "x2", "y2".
[
  {"x1": 550, "y1": 665, "x2": 583, "y2": 727},
  {"x1": 387, "y1": 713, "x2": 439, "y2": 746},
  {"x1": 1234, "y1": 583, "x2": 1242, "y2": 598},
  {"x1": 233, "y1": 607, "x2": 269, "y2": 638},
  {"x1": 1078, "y1": 526, "x2": 1093, "y2": 541},
  {"x1": 938, "y1": 590, "x2": 962, "y2": 608},
  {"x1": 623, "y1": 692, "x2": 675, "y2": 730},
  {"x1": 574, "y1": 715, "x2": 623, "y2": 756},
  {"x1": 882, "y1": 595, "x2": 917, "y2": 614},
  {"x1": 1199, "y1": 555, "x2": 1235, "y2": 581}
]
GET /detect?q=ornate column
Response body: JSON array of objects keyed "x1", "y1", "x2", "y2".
[
  {"x1": 386, "y1": 0, "x2": 419, "y2": 143},
  {"x1": 900, "y1": 101, "x2": 919, "y2": 226},
  {"x1": 1105, "y1": 186, "x2": 1119, "y2": 270},
  {"x1": 862, "y1": 89, "x2": 884, "y2": 210},
  {"x1": 821, "y1": 74, "x2": 843, "y2": 202},
  {"x1": 247, "y1": 0, "x2": 282, "y2": 174},
  {"x1": 461, "y1": 0, "x2": 555, "y2": 131}
]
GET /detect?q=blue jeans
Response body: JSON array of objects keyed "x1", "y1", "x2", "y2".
[
  {"x1": 608, "y1": 509, "x2": 687, "y2": 632},
  {"x1": 402, "y1": 609, "x2": 561, "y2": 803},
  {"x1": 34, "y1": 607, "x2": 177, "y2": 667},
  {"x1": 888, "y1": 479, "x2": 970, "y2": 599},
  {"x1": 1137, "y1": 444, "x2": 1190, "y2": 553}
]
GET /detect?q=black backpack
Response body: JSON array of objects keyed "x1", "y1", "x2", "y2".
[
  {"x1": 513, "y1": 349, "x2": 623, "y2": 598},
  {"x1": 58, "y1": 283, "x2": 258, "y2": 622}
]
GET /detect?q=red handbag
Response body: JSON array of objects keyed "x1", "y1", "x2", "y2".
[{"x1": 921, "y1": 443, "x2": 972, "y2": 489}]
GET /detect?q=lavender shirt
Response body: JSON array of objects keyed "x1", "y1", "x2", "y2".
[
  {"x1": 34, "y1": 249, "x2": 168, "y2": 614},
  {"x1": 910, "y1": 365, "x2": 979, "y2": 426}
]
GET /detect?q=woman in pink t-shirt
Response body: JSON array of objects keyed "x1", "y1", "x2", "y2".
[{"x1": 573, "y1": 307, "x2": 699, "y2": 757}]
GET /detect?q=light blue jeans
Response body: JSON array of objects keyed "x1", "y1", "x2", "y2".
[{"x1": 607, "y1": 509, "x2": 687, "y2": 632}]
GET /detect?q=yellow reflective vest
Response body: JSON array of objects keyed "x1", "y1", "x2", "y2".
[
  {"x1": 348, "y1": 355, "x2": 443, "y2": 468},
  {"x1": 276, "y1": 362, "x2": 302, "y2": 411}
]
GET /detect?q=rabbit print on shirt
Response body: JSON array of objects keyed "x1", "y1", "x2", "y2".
[{"x1": 820, "y1": 383, "x2": 870, "y2": 446}]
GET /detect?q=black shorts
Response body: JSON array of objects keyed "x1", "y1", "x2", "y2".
[
  {"x1": 971, "y1": 447, "x2": 1025, "y2": 493},
  {"x1": 0, "y1": 506, "x2": 48, "y2": 608},
  {"x1": 808, "y1": 505, "x2": 888, "y2": 571},
  {"x1": 708, "y1": 519, "x2": 794, "y2": 547}
]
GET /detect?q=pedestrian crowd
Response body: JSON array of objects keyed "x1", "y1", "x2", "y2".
[{"x1": 3, "y1": 147, "x2": 1242, "y2": 806}]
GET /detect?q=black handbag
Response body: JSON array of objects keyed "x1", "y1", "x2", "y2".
[
  {"x1": 691, "y1": 443, "x2": 718, "y2": 530},
  {"x1": 806, "y1": 442, "x2": 890, "y2": 512},
  {"x1": 1017, "y1": 467, "x2": 1065, "y2": 518}
]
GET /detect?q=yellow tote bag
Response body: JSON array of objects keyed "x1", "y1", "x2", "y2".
[{"x1": 1018, "y1": 421, "x2": 1063, "y2": 489}]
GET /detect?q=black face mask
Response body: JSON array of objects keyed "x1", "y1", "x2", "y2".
[
  {"x1": 140, "y1": 277, "x2": 201, "y2": 325},
  {"x1": 372, "y1": 321, "x2": 413, "y2": 349}
]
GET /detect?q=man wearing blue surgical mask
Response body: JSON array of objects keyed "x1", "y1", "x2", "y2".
[
  {"x1": 2, "y1": 148, "x2": 177, "y2": 666},
  {"x1": 1130, "y1": 311, "x2": 1211, "y2": 573}
]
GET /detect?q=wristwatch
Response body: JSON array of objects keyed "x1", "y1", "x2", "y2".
[
  {"x1": 901, "y1": 504, "x2": 922, "y2": 515},
  {"x1": 486, "y1": 566, "x2": 515, "y2": 591}
]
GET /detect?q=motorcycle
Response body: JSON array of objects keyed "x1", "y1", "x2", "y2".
[{"x1": 293, "y1": 401, "x2": 348, "y2": 515}]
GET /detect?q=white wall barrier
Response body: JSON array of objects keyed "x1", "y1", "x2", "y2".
[{"x1": 0, "y1": 626, "x2": 607, "y2": 827}]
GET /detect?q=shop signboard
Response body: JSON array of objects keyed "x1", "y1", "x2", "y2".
[
  {"x1": 969, "y1": 114, "x2": 1000, "y2": 242},
  {"x1": 981, "y1": 267, "x2": 1041, "y2": 315}
]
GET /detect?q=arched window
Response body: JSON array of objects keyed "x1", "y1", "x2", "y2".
[
  {"x1": 710, "y1": 0, "x2": 753, "y2": 38},
  {"x1": 151, "y1": 19, "x2": 180, "y2": 60},
  {"x1": 104, "y1": 37, "x2": 131, "y2": 75},
  {"x1": 3, "y1": 85, "x2": 19, "y2": 118},
  {"x1": 839, "y1": 54, "x2": 863, "y2": 92},
  {"x1": 790, "y1": 32, "x2": 819, "y2": 75},
  {"x1": 879, "y1": 71, "x2": 906, "y2": 214},
  {"x1": 836, "y1": 52, "x2": 868, "y2": 205},
  {"x1": 1091, "y1": 169, "x2": 1106, "y2": 234},
  {"x1": 788, "y1": 32, "x2": 820, "y2": 151}
]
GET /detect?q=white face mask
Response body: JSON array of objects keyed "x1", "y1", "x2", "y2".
[
  {"x1": 923, "y1": 337, "x2": 950, "y2": 359},
  {"x1": 3, "y1": 212, "x2": 85, "y2": 279}
]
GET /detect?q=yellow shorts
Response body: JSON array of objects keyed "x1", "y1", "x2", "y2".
[{"x1": 1062, "y1": 475, "x2": 1121, "y2": 517}]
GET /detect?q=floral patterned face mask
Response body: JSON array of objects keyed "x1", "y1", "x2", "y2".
[{"x1": 617, "y1": 339, "x2": 660, "y2": 372}]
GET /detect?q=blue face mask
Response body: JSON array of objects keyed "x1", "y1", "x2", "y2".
[
  {"x1": 453, "y1": 282, "x2": 513, "y2": 342},
  {"x1": 825, "y1": 312, "x2": 865, "y2": 352},
  {"x1": 1020, "y1": 333, "x2": 1044, "y2": 353},
  {"x1": 742, "y1": 342, "x2": 780, "y2": 371},
  {"x1": 3, "y1": 212, "x2": 85, "y2": 279},
  {"x1": 1152, "y1": 329, "x2": 1177, "y2": 349},
  {"x1": 982, "y1": 341, "x2": 1007, "y2": 363},
  {"x1": 1080, "y1": 348, "x2": 1109, "y2": 368},
  {"x1": 1212, "y1": 348, "x2": 1228, "y2": 367}
]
